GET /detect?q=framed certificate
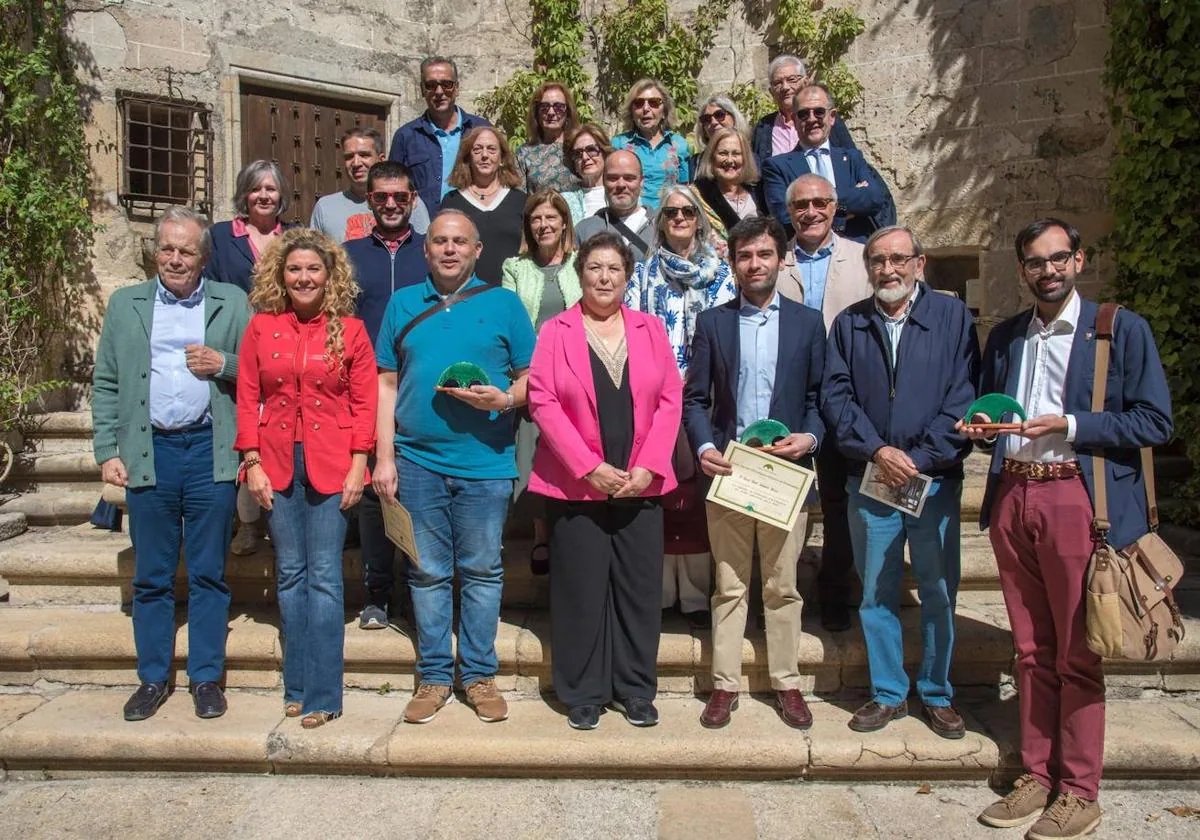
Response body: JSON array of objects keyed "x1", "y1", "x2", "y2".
[
  {"x1": 381, "y1": 499, "x2": 422, "y2": 568},
  {"x1": 705, "y1": 441, "x2": 816, "y2": 531}
]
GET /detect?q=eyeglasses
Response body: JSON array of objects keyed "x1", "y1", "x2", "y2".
[
  {"x1": 1021, "y1": 250, "x2": 1076, "y2": 274},
  {"x1": 700, "y1": 109, "x2": 730, "y2": 125},
  {"x1": 369, "y1": 190, "x2": 413, "y2": 205},
  {"x1": 769, "y1": 74, "x2": 805, "y2": 91},
  {"x1": 632, "y1": 97, "x2": 663, "y2": 110},
  {"x1": 422, "y1": 79, "x2": 458, "y2": 93},
  {"x1": 788, "y1": 197, "x2": 834, "y2": 211},
  {"x1": 571, "y1": 144, "x2": 603, "y2": 159},
  {"x1": 868, "y1": 253, "x2": 919, "y2": 270},
  {"x1": 795, "y1": 108, "x2": 828, "y2": 120},
  {"x1": 537, "y1": 102, "x2": 568, "y2": 115},
  {"x1": 662, "y1": 206, "x2": 698, "y2": 220}
]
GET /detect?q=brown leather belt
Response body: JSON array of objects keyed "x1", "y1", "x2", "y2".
[{"x1": 1002, "y1": 459, "x2": 1082, "y2": 481}]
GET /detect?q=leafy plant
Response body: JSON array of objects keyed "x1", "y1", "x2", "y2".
[
  {"x1": 774, "y1": 0, "x2": 866, "y2": 118},
  {"x1": 0, "y1": 0, "x2": 94, "y2": 433},
  {"x1": 1105, "y1": 1, "x2": 1200, "y2": 522}
]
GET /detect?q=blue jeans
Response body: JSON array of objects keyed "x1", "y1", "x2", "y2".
[
  {"x1": 126, "y1": 427, "x2": 236, "y2": 684},
  {"x1": 396, "y1": 456, "x2": 512, "y2": 686},
  {"x1": 266, "y1": 445, "x2": 348, "y2": 714},
  {"x1": 846, "y1": 475, "x2": 962, "y2": 708}
]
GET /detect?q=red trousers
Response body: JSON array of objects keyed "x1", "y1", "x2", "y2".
[{"x1": 989, "y1": 472, "x2": 1105, "y2": 800}]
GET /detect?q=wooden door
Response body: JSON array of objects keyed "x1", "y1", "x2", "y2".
[{"x1": 239, "y1": 84, "x2": 389, "y2": 225}]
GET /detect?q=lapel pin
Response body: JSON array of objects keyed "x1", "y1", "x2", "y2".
[{"x1": 1085, "y1": 330, "x2": 1094, "y2": 340}]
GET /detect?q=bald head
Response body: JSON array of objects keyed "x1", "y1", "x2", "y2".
[
  {"x1": 425, "y1": 209, "x2": 482, "y2": 289},
  {"x1": 604, "y1": 149, "x2": 644, "y2": 216}
]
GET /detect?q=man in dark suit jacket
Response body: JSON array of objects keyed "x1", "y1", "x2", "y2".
[
  {"x1": 762, "y1": 85, "x2": 892, "y2": 242},
  {"x1": 962, "y1": 219, "x2": 1172, "y2": 836},
  {"x1": 750, "y1": 55, "x2": 856, "y2": 166},
  {"x1": 683, "y1": 217, "x2": 825, "y2": 732}
]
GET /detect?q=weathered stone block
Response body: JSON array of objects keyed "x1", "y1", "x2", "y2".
[
  {"x1": 130, "y1": 44, "x2": 211, "y2": 74},
  {"x1": 1017, "y1": 70, "x2": 1105, "y2": 121}
]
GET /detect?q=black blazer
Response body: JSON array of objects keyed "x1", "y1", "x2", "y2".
[
  {"x1": 692, "y1": 177, "x2": 768, "y2": 232},
  {"x1": 683, "y1": 295, "x2": 826, "y2": 461},
  {"x1": 207, "y1": 219, "x2": 299, "y2": 293}
]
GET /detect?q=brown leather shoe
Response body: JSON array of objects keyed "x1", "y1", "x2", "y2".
[
  {"x1": 848, "y1": 699, "x2": 908, "y2": 732},
  {"x1": 775, "y1": 689, "x2": 813, "y2": 730},
  {"x1": 700, "y1": 689, "x2": 739, "y2": 729},
  {"x1": 922, "y1": 703, "x2": 965, "y2": 739}
]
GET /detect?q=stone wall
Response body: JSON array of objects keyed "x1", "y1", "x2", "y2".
[{"x1": 66, "y1": 0, "x2": 1111, "y2": 341}]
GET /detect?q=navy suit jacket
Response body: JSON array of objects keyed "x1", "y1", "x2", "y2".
[
  {"x1": 762, "y1": 146, "x2": 889, "y2": 242},
  {"x1": 683, "y1": 295, "x2": 826, "y2": 464},
  {"x1": 751, "y1": 112, "x2": 855, "y2": 165},
  {"x1": 977, "y1": 298, "x2": 1173, "y2": 549},
  {"x1": 206, "y1": 220, "x2": 299, "y2": 294}
]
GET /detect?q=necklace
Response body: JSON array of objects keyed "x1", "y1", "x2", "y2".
[{"x1": 472, "y1": 181, "x2": 499, "y2": 202}]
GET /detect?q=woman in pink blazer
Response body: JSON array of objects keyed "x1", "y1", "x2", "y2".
[{"x1": 528, "y1": 231, "x2": 682, "y2": 731}]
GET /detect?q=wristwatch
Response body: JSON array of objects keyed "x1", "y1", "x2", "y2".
[{"x1": 500, "y1": 391, "x2": 515, "y2": 414}]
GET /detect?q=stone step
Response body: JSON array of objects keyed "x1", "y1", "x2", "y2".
[
  {"x1": 0, "y1": 524, "x2": 1005, "y2": 609},
  {"x1": 0, "y1": 490, "x2": 102, "y2": 526},
  {"x1": 2, "y1": 593, "x2": 1198, "y2": 696},
  {"x1": 0, "y1": 689, "x2": 1196, "y2": 780}
]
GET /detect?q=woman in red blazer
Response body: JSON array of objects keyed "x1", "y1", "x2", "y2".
[
  {"x1": 235, "y1": 228, "x2": 377, "y2": 729},
  {"x1": 528, "y1": 231, "x2": 682, "y2": 731}
]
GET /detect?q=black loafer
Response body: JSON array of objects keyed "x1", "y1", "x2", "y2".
[
  {"x1": 567, "y1": 704, "x2": 601, "y2": 730},
  {"x1": 191, "y1": 681, "x2": 228, "y2": 719},
  {"x1": 123, "y1": 682, "x2": 169, "y2": 722},
  {"x1": 612, "y1": 697, "x2": 659, "y2": 727}
]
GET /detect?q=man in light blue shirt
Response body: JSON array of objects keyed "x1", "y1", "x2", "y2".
[{"x1": 148, "y1": 279, "x2": 212, "y2": 429}]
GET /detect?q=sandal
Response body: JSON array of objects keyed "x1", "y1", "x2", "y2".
[
  {"x1": 284, "y1": 702, "x2": 302, "y2": 718},
  {"x1": 530, "y1": 542, "x2": 550, "y2": 576},
  {"x1": 300, "y1": 710, "x2": 342, "y2": 729}
]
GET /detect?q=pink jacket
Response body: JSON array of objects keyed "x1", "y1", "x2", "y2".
[{"x1": 529, "y1": 305, "x2": 682, "y2": 501}]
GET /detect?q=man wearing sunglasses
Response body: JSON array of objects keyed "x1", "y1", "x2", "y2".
[
  {"x1": 387, "y1": 56, "x2": 491, "y2": 216},
  {"x1": 762, "y1": 84, "x2": 892, "y2": 243},
  {"x1": 343, "y1": 160, "x2": 430, "y2": 632}
]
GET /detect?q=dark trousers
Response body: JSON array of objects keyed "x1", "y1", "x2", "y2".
[
  {"x1": 816, "y1": 440, "x2": 858, "y2": 605},
  {"x1": 125, "y1": 427, "x2": 236, "y2": 685},
  {"x1": 547, "y1": 498, "x2": 663, "y2": 707},
  {"x1": 358, "y1": 457, "x2": 408, "y2": 604}
]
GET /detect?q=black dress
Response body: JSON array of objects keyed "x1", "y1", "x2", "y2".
[{"x1": 440, "y1": 188, "x2": 527, "y2": 284}]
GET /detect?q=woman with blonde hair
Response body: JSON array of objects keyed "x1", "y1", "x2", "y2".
[
  {"x1": 611, "y1": 79, "x2": 690, "y2": 211},
  {"x1": 441, "y1": 126, "x2": 528, "y2": 283},
  {"x1": 501, "y1": 190, "x2": 583, "y2": 575},
  {"x1": 517, "y1": 81, "x2": 583, "y2": 193},
  {"x1": 236, "y1": 228, "x2": 377, "y2": 729},
  {"x1": 692, "y1": 127, "x2": 766, "y2": 239}
]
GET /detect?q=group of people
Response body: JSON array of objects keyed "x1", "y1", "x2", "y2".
[{"x1": 92, "y1": 52, "x2": 1174, "y2": 840}]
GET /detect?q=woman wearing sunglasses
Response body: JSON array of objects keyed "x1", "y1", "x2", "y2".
[
  {"x1": 560, "y1": 123, "x2": 613, "y2": 226},
  {"x1": 516, "y1": 82, "x2": 583, "y2": 194},
  {"x1": 688, "y1": 96, "x2": 751, "y2": 178},
  {"x1": 611, "y1": 79, "x2": 690, "y2": 211},
  {"x1": 626, "y1": 185, "x2": 736, "y2": 630}
]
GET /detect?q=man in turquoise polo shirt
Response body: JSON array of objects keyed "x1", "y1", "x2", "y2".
[{"x1": 373, "y1": 210, "x2": 536, "y2": 726}]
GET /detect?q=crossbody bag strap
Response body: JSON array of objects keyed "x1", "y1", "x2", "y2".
[
  {"x1": 606, "y1": 210, "x2": 649, "y2": 256},
  {"x1": 393, "y1": 283, "x2": 494, "y2": 363},
  {"x1": 1090, "y1": 303, "x2": 1121, "y2": 534}
]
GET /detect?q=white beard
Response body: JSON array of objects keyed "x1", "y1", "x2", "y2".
[{"x1": 874, "y1": 279, "x2": 914, "y2": 305}]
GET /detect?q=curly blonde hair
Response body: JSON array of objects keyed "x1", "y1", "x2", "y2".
[{"x1": 248, "y1": 228, "x2": 360, "y2": 368}]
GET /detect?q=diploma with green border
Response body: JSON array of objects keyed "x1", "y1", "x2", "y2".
[{"x1": 704, "y1": 441, "x2": 816, "y2": 532}]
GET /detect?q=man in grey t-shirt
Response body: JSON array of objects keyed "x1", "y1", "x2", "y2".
[{"x1": 310, "y1": 126, "x2": 430, "y2": 240}]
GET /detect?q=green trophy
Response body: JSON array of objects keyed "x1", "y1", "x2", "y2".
[
  {"x1": 436, "y1": 362, "x2": 490, "y2": 390},
  {"x1": 963, "y1": 393, "x2": 1026, "y2": 431},
  {"x1": 739, "y1": 419, "x2": 790, "y2": 448}
]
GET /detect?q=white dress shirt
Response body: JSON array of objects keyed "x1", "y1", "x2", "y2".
[{"x1": 1005, "y1": 290, "x2": 1080, "y2": 462}]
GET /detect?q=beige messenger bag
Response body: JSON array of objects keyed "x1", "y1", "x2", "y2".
[{"x1": 1084, "y1": 303, "x2": 1185, "y2": 661}]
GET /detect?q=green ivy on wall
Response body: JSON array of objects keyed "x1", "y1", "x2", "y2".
[
  {"x1": 0, "y1": 0, "x2": 95, "y2": 430},
  {"x1": 1106, "y1": 1, "x2": 1200, "y2": 521}
]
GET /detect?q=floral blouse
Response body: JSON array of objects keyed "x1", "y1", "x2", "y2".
[{"x1": 516, "y1": 142, "x2": 581, "y2": 194}]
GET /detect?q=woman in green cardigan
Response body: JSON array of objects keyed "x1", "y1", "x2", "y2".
[{"x1": 501, "y1": 189, "x2": 582, "y2": 575}]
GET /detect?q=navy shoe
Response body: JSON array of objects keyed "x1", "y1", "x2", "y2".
[
  {"x1": 612, "y1": 697, "x2": 658, "y2": 727},
  {"x1": 191, "y1": 681, "x2": 227, "y2": 719},
  {"x1": 123, "y1": 682, "x2": 169, "y2": 722},
  {"x1": 567, "y1": 704, "x2": 601, "y2": 730}
]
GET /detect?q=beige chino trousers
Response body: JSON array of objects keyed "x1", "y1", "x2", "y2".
[{"x1": 707, "y1": 501, "x2": 808, "y2": 692}]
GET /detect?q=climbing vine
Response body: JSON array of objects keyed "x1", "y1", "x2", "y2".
[
  {"x1": 1105, "y1": 1, "x2": 1200, "y2": 522},
  {"x1": 0, "y1": 0, "x2": 94, "y2": 433}
]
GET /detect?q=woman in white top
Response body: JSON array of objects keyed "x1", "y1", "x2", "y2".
[{"x1": 560, "y1": 123, "x2": 613, "y2": 227}]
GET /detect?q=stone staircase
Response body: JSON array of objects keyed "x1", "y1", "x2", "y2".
[
  {"x1": 0, "y1": 413, "x2": 1198, "y2": 781},
  {"x1": 1, "y1": 412, "x2": 101, "y2": 526}
]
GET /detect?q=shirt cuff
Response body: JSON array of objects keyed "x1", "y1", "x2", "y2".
[
  {"x1": 805, "y1": 433, "x2": 819, "y2": 454},
  {"x1": 697, "y1": 442, "x2": 716, "y2": 458},
  {"x1": 1065, "y1": 414, "x2": 1077, "y2": 443}
]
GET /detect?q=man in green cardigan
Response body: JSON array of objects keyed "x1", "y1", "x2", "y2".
[{"x1": 92, "y1": 206, "x2": 250, "y2": 722}]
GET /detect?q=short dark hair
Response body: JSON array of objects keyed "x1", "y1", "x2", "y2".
[
  {"x1": 727, "y1": 216, "x2": 787, "y2": 260},
  {"x1": 1014, "y1": 217, "x2": 1082, "y2": 262},
  {"x1": 342, "y1": 126, "x2": 385, "y2": 157},
  {"x1": 366, "y1": 160, "x2": 414, "y2": 192},
  {"x1": 575, "y1": 231, "x2": 635, "y2": 278}
]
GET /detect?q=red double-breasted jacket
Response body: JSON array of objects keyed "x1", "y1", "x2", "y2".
[{"x1": 235, "y1": 311, "x2": 377, "y2": 494}]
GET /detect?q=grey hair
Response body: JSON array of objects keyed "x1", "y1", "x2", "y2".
[
  {"x1": 156, "y1": 205, "x2": 212, "y2": 260},
  {"x1": 622, "y1": 78, "x2": 678, "y2": 133},
  {"x1": 651, "y1": 185, "x2": 715, "y2": 259},
  {"x1": 863, "y1": 225, "x2": 924, "y2": 265},
  {"x1": 768, "y1": 54, "x2": 808, "y2": 82},
  {"x1": 785, "y1": 172, "x2": 836, "y2": 205},
  {"x1": 692, "y1": 95, "x2": 751, "y2": 149},
  {"x1": 420, "y1": 55, "x2": 459, "y2": 80},
  {"x1": 794, "y1": 83, "x2": 837, "y2": 111},
  {"x1": 232, "y1": 159, "x2": 288, "y2": 218}
]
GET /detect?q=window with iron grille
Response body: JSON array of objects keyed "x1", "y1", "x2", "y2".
[{"x1": 119, "y1": 92, "x2": 214, "y2": 216}]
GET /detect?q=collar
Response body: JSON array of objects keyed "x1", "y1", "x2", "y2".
[
  {"x1": 739, "y1": 291, "x2": 780, "y2": 314},
  {"x1": 772, "y1": 112, "x2": 794, "y2": 129},
  {"x1": 372, "y1": 226, "x2": 413, "y2": 252},
  {"x1": 155, "y1": 276, "x2": 205, "y2": 306},
  {"x1": 795, "y1": 235, "x2": 835, "y2": 260},
  {"x1": 426, "y1": 107, "x2": 464, "y2": 136},
  {"x1": 874, "y1": 281, "x2": 921, "y2": 324},
  {"x1": 626, "y1": 129, "x2": 677, "y2": 150},
  {"x1": 421, "y1": 274, "x2": 482, "y2": 302},
  {"x1": 802, "y1": 139, "x2": 832, "y2": 155},
  {"x1": 1029, "y1": 288, "x2": 1080, "y2": 335},
  {"x1": 231, "y1": 217, "x2": 283, "y2": 238}
]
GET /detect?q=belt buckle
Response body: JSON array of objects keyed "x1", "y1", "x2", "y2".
[{"x1": 1030, "y1": 462, "x2": 1050, "y2": 480}]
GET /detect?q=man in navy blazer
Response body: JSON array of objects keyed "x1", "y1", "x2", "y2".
[
  {"x1": 750, "y1": 54, "x2": 856, "y2": 167},
  {"x1": 683, "y1": 217, "x2": 825, "y2": 731},
  {"x1": 962, "y1": 219, "x2": 1172, "y2": 836},
  {"x1": 762, "y1": 85, "x2": 892, "y2": 243}
]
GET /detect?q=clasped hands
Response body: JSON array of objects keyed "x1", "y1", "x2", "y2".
[{"x1": 586, "y1": 462, "x2": 653, "y2": 498}]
